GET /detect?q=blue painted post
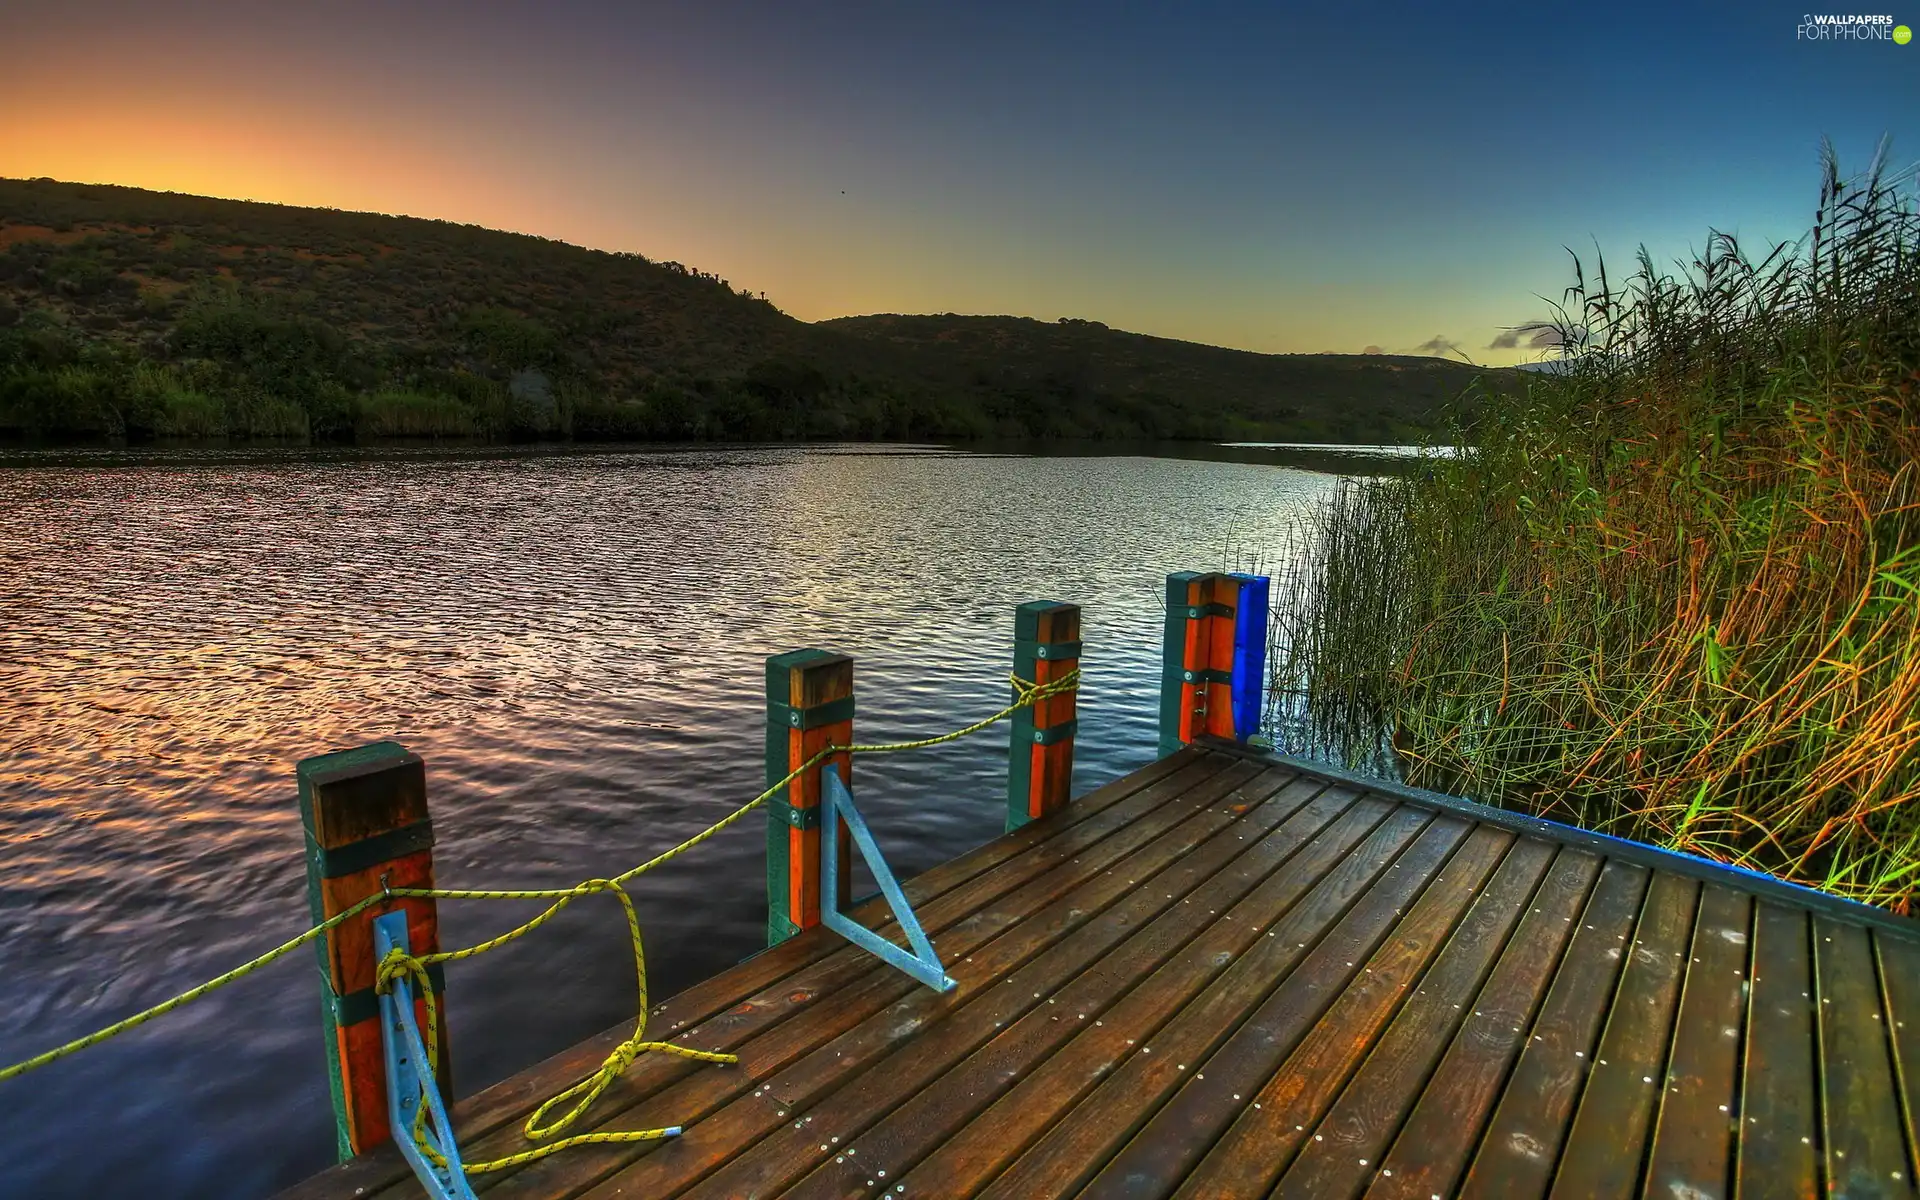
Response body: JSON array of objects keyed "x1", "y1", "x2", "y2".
[{"x1": 1229, "y1": 573, "x2": 1271, "y2": 741}]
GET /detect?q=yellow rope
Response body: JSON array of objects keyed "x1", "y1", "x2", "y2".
[{"x1": 0, "y1": 667, "x2": 1080, "y2": 1172}]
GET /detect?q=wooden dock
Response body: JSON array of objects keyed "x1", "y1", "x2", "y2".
[{"x1": 280, "y1": 739, "x2": 1920, "y2": 1200}]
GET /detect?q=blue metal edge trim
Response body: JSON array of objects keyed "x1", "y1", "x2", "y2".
[{"x1": 1208, "y1": 738, "x2": 1920, "y2": 940}]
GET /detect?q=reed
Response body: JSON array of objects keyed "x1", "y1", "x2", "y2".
[
  {"x1": 1271, "y1": 140, "x2": 1920, "y2": 910},
  {"x1": 354, "y1": 389, "x2": 481, "y2": 439}
]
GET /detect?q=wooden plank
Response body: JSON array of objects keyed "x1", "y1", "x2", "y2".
[
  {"x1": 1735, "y1": 903, "x2": 1819, "y2": 1200},
  {"x1": 976, "y1": 810, "x2": 1470, "y2": 1200},
  {"x1": 1545, "y1": 870, "x2": 1700, "y2": 1199},
  {"x1": 774, "y1": 778, "x2": 1371, "y2": 1200},
  {"x1": 1103, "y1": 823, "x2": 1518, "y2": 1199},
  {"x1": 1457, "y1": 859, "x2": 1651, "y2": 1199},
  {"x1": 1815, "y1": 917, "x2": 1913, "y2": 1197},
  {"x1": 893, "y1": 794, "x2": 1415, "y2": 1199},
  {"x1": 1363, "y1": 847, "x2": 1603, "y2": 1200},
  {"x1": 476, "y1": 762, "x2": 1295, "y2": 1200},
  {"x1": 703, "y1": 774, "x2": 1352, "y2": 1200},
  {"x1": 279, "y1": 749, "x2": 1236, "y2": 1200},
  {"x1": 1643, "y1": 883, "x2": 1753, "y2": 1200},
  {"x1": 1879, "y1": 931, "x2": 1920, "y2": 1191},
  {"x1": 1266, "y1": 836, "x2": 1563, "y2": 1200}
]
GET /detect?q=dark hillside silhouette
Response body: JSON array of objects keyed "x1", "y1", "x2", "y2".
[{"x1": 0, "y1": 178, "x2": 1518, "y2": 443}]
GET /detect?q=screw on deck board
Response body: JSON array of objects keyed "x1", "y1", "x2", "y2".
[{"x1": 296, "y1": 740, "x2": 449, "y2": 1160}]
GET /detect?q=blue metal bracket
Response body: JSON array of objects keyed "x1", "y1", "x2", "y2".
[
  {"x1": 371, "y1": 911, "x2": 479, "y2": 1200},
  {"x1": 819, "y1": 766, "x2": 958, "y2": 993}
]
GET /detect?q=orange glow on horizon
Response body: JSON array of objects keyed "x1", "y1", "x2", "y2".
[
  {"x1": 0, "y1": 36, "x2": 1549, "y2": 364},
  {"x1": 2, "y1": 94, "x2": 553, "y2": 240}
]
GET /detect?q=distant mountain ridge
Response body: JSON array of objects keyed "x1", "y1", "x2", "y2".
[{"x1": 0, "y1": 177, "x2": 1520, "y2": 443}]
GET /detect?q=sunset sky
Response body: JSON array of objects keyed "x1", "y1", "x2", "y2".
[{"x1": 2, "y1": 1, "x2": 1913, "y2": 365}]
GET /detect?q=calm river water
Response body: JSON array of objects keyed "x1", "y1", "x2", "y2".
[{"x1": 0, "y1": 443, "x2": 1351, "y2": 1198}]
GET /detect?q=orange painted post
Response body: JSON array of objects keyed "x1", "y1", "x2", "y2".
[
  {"x1": 1158, "y1": 572, "x2": 1239, "y2": 756},
  {"x1": 1006, "y1": 601, "x2": 1081, "y2": 831},
  {"x1": 297, "y1": 741, "x2": 449, "y2": 1160},
  {"x1": 764, "y1": 650, "x2": 854, "y2": 946}
]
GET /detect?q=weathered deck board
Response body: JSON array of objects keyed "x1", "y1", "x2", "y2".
[
  {"x1": 1551, "y1": 870, "x2": 1699, "y2": 1199},
  {"x1": 1457, "y1": 859, "x2": 1650, "y2": 1198},
  {"x1": 1817, "y1": 917, "x2": 1913, "y2": 1196},
  {"x1": 1643, "y1": 883, "x2": 1751, "y2": 1199},
  {"x1": 1267, "y1": 835, "x2": 1558, "y2": 1199},
  {"x1": 1881, "y1": 932, "x2": 1920, "y2": 1187},
  {"x1": 1737, "y1": 902, "x2": 1820, "y2": 1199},
  {"x1": 1364, "y1": 846, "x2": 1603, "y2": 1200},
  {"x1": 1152, "y1": 824, "x2": 1517, "y2": 1199},
  {"x1": 891, "y1": 788, "x2": 1403, "y2": 1196},
  {"x1": 281, "y1": 741, "x2": 1920, "y2": 1200}
]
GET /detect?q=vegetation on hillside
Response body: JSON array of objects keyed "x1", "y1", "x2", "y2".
[
  {"x1": 1272, "y1": 142, "x2": 1920, "y2": 909},
  {"x1": 0, "y1": 177, "x2": 1515, "y2": 445}
]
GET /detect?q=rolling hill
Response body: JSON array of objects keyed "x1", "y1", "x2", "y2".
[{"x1": 0, "y1": 177, "x2": 1518, "y2": 444}]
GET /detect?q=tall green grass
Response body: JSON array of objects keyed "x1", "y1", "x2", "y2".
[
  {"x1": 354, "y1": 389, "x2": 481, "y2": 439},
  {"x1": 1271, "y1": 141, "x2": 1920, "y2": 910}
]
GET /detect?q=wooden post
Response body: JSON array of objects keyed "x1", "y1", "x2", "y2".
[
  {"x1": 1158, "y1": 572, "x2": 1240, "y2": 756},
  {"x1": 765, "y1": 650, "x2": 854, "y2": 946},
  {"x1": 1007, "y1": 601, "x2": 1081, "y2": 831},
  {"x1": 297, "y1": 740, "x2": 448, "y2": 1161}
]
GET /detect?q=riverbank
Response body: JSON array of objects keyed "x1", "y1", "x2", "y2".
[
  {"x1": 0, "y1": 177, "x2": 1523, "y2": 448},
  {"x1": 0, "y1": 437, "x2": 1450, "y2": 478}
]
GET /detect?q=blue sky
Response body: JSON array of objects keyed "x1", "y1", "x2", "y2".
[{"x1": 1, "y1": 0, "x2": 1914, "y2": 362}]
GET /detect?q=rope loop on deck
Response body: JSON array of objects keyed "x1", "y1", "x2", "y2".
[{"x1": 0, "y1": 665, "x2": 1082, "y2": 1169}]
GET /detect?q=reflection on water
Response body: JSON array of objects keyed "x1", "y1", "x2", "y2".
[
  {"x1": 0, "y1": 444, "x2": 1339, "y2": 1197},
  {"x1": 1222, "y1": 442, "x2": 1459, "y2": 456}
]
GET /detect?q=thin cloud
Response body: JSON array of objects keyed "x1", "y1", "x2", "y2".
[
  {"x1": 1362, "y1": 344, "x2": 1384, "y2": 355},
  {"x1": 1489, "y1": 321, "x2": 1582, "y2": 350},
  {"x1": 1413, "y1": 335, "x2": 1461, "y2": 356}
]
